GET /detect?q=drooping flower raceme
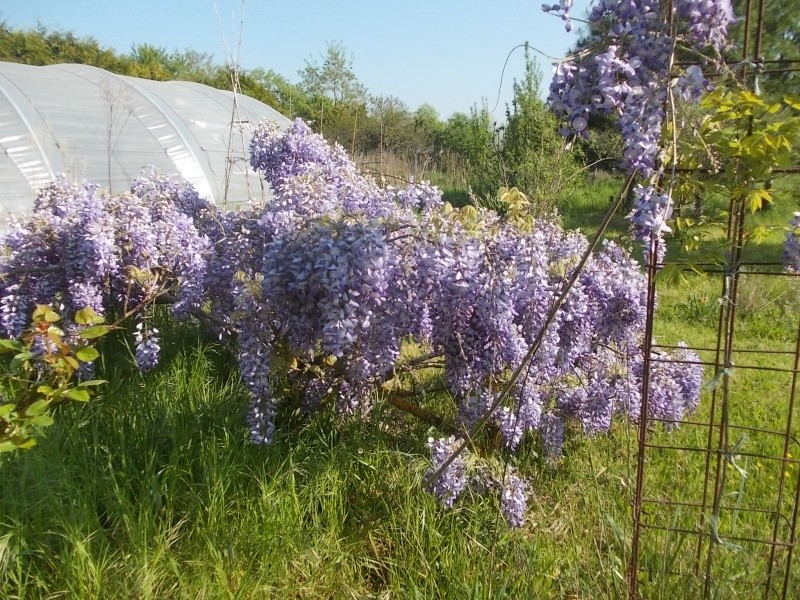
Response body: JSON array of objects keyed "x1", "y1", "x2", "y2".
[
  {"x1": 426, "y1": 436, "x2": 468, "y2": 508},
  {"x1": 545, "y1": 0, "x2": 736, "y2": 261},
  {"x1": 677, "y1": 0, "x2": 736, "y2": 52},
  {"x1": 500, "y1": 469, "x2": 528, "y2": 528},
  {"x1": 134, "y1": 321, "x2": 161, "y2": 373},
  {"x1": 629, "y1": 184, "x2": 673, "y2": 265}
]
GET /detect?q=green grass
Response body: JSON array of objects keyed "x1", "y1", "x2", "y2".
[
  {"x1": 1, "y1": 175, "x2": 799, "y2": 598},
  {"x1": 559, "y1": 171, "x2": 631, "y2": 238},
  {"x1": 638, "y1": 273, "x2": 800, "y2": 598},
  {"x1": 0, "y1": 336, "x2": 563, "y2": 599}
]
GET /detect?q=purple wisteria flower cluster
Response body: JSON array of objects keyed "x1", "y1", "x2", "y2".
[
  {"x1": 426, "y1": 436, "x2": 468, "y2": 509},
  {"x1": 0, "y1": 119, "x2": 704, "y2": 527},
  {"x1": 544, "y1": 0, "x2": 735, "y2": 262},
  {"x1": 0, "y1": 174, "x2": 209, "y2": 372},
  {"x1": 234, "y1": 120, "x2": 439, "y2": 437},
  {"x1": 242, "y1": 120, "x2": 702, "y2": 524},
  {"x1": 629, "y1": 184, "x2": 673, "y2": 264},
  {"x1": 677, "y1": 0, "x2": 736, "y2": 51}
]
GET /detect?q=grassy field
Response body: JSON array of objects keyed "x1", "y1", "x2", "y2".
[{"x1": 1, "y1": 176, "x2": 798, "y2": 599}]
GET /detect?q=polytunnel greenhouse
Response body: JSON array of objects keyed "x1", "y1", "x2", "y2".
[{"x1": 0, "y1": 61, "x2": 291, "y2": 219}]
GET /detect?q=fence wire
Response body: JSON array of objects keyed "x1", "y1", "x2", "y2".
[{"x1": 627, "y1": 1, "x2": 800, "y2": 597}]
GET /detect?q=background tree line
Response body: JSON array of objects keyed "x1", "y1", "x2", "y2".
[{"x1": 0, "y1": 22, "x2": 616, "y2": 208}]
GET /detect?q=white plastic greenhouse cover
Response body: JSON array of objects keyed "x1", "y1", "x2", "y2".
[{"x1": 0, "y1": 61, "x2": 292, "y2": 219}]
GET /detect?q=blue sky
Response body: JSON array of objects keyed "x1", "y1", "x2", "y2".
[{"x1": 0, "y1": 0, "x2": 590, "y2": 120}]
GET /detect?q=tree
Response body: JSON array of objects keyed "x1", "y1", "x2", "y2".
[
  {"x1": 250, "y1": 68, "x2": 312, "y2": 118},
  {"x1": 435, "y1": 50, "x2": 579, "y2": 212},
  {"x1": 129, "y1": 43, "x2": 171, "y2": 80},
  {"x1": 501, "y1": 46, "x2": 578, "y2": 212},
  {"x1": 407, "y1": 104, "x2": 444, "y2": 172},
  {"x1": 439, "y1": 105, "x2": 501, "y2": 198},
  {"x1": 298, "y1": 41, "x2": 367, "y2": 144},
  {"x1": 367, "y1": 95, "x2": 412, "y2": 156},
  {"x1": 167, "y1": 48, "x2": 216, "y2": 80},
  {"x1": 299, "y1": 40, "x2": 366, "y2": 106},
  {"x1": 414, "y1": 104, "x2": 443, "y2": 142},
  {"x1": 0, "y1": 21, "x2": 126, "y2": 71}
]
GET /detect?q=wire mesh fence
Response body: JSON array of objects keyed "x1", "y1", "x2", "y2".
[{"x1": 627, "y1": 0, "x2": 800, "y2": 597}]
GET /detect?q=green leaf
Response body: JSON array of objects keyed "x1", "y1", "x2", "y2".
[
  {"x1": 75, "y1": 346, "x2": 100, "y2": 363},
  {"x1": 750, "y1": 225, "x2": 771, "y2": 244},
  {"x1": 26, "y1": 399, "x2": 49, "y2": 417},
  {"x1": 36, "y1": 385, "x2": 54, "y2": 395},
  {"x1": 0, "y1": 403, "x2": 15, "y2": 418},
  {"x1": 785, "y1": 96, "x2": 800, "y2": 111},
  {"x1": 77, "y1": 379, "x2": 107, "y2": 388},
  {"x1": 79, "y1": 325, "x2": 113, "y2": 340},
  {"x1": 704, "y1": 366, "x2": 736, "y2": 392},
  {"x1": 66, "y1": 388, "x2": 91, "y2": 402},
  {"x1": 43, "y1": 309, "x2": 61, "y2": 323},
  {"x1": 0, "y1": 441, "x2": 18, "y2": 452},
  {"x1": 656, "y1": 263, "x2": 686, "y2": 286},
  {"x1": 746, "y1": 188, "x2": 772, "y2": 213},
  {"x1": 31, "y1": 305, "x2": 50, "y2": 320},
  {"x1": 13, "y1": 351, "x2": 34, "y2": 363},
  {"x1": 46, "y1": 326, "x2": 65, "y2": 340},
  {"x1": 30, "y1": 415, "x2": 54, "y2": 427},
  {"x1": 17, "y1": 438, "x2": 37, "y2": 449},
  {"x1": 74, "y1": 307, "x2": 105, "y2": 326},
  {"x1": 0, "y1": 339, "x2": 23, "y2": 352}
]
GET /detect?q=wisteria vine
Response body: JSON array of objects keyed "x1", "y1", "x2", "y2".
[
  {"x1": 544, "y1": 0, "x2": 736, "y2": 262},
  {"x1": 0, "y1": 176, "x2": 209, "y2": 371},
  {"x1": 0, "y1": 117, "x2": 705, "y2": 526},
  {"x1": 244, "y1": 120, "x2": 701, "y2": 525}
]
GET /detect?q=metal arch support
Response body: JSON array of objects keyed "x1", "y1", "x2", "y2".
[
  {"x1": 0, "y1": 70, "x2": 57, "y2": 209},
  {"x1": 49, "y1": 63, "x2": 214, "y2": 201},
  {"x1": 108, "y1": 72, "x2": 217, "y2": 203}
]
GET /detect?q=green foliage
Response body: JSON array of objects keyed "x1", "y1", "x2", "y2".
[
  {"x1": 729, "y1": 0, "x2": 800, "y2": 95},
  {"x1": 249, "y1": 67, "x2": 312, "y2": 117},
  {"x1": 435, "y1": 49, "x2": 579, "y2": 214},
  {"x1": 0, "y1": 306, "x2": 110, "y2": 453},
  {"x1": 670, "y1": 88, "x2": 800, "y2": 253},
  {"x1": 439, "y1": 104, "x2": 502, "y2": 198},
  {"x1": 500, "y1": 46, "x2": 580, "y2": 213},
  {"x1": 574, "y1": 113, "x2": 623, "y2": 171},
  {"x1": 0, "y1": 21, "x2": 128, "y2": 71},
  {"x1": 699, "y1": 90, "x2": 799, "y2": 182}
]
